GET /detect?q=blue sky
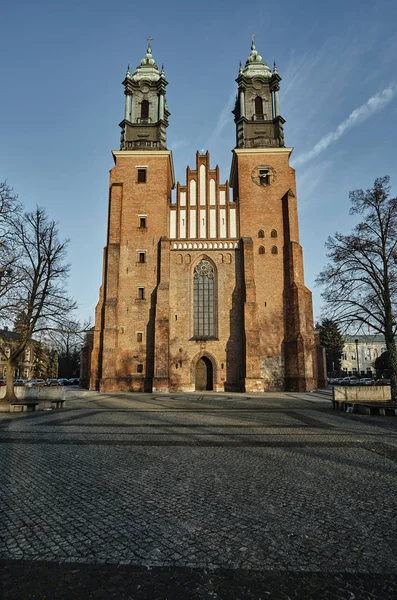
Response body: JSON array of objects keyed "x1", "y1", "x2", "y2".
[{"x1": 1, "y1": 0, "x2": 397, "y2": 324}]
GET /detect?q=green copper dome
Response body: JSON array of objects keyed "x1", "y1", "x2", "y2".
[
  {"x1": 242, "y1": 41, "x2": 272, "y2": 79},
  {"x1": 131, "y1": 43, "x2": 161, "y2": 82}
]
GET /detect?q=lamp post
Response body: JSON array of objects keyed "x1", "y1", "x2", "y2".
[{"x1": 355, "y1": 338, "x2": 360, "y2": 378}]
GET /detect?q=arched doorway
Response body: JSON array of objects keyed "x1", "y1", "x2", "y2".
[{"x1": 195, "y1": 356, "x2": 213, "y2": 391}]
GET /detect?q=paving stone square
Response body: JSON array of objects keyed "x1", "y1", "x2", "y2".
[{"x1": 1, "y1": 390, "x2": 397, "y2": 598}]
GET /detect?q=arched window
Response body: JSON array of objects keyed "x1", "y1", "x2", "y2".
[
  {"x1": 258, "y1": 230, "x2": 264, "y2": 238},
  {"x1": 193, "y1": 259, "x2": 216, "y2": 338},
  {"x1": 141, "y1": 99, "x2": 149, "y2": 120},
  {"x1": 255, "y1": 96, "x2": 263, "y2": 116},
  {"x1": 259, "y1": 246, "x2": 265, "y2": 255},
  {"x1": 271, "y1": 246, "x2": 278, "y2": 255},
  {"x1": 271, "y1": 229, "x2": 277, "y2": 238}
]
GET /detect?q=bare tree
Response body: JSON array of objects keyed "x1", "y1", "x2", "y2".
[
  {"x1": 0, "y1": 182, "x2": 23, "y2": 311},
  {"x1": 0, "y1": 207, "x2": 77, "y2": 403},
  {"x1": 46, "y1": 319, "x2": 86, "y2": 378},
  {"x1": 317, "y1": 176, "x2": 397, "y2": 400},
  {"x1": 0, "y1": 181, "x2": 20, "y2": 225}
]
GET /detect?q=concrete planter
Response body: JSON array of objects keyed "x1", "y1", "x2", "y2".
[
  {"x1": 333, "y1": 385, "x2": 391, "y2": 403},
  {"x1": 0, "y1": 386, "x2": 66, "y2": 412}
]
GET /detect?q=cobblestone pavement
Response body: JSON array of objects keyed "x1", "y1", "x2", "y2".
[{"x1": 1, "y1": 390, "x2": 397, "y2": 598}]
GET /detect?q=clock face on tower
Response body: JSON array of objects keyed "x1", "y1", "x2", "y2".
[{"x1": 251, "y1": 165, "x2": 276, "y2": 186}]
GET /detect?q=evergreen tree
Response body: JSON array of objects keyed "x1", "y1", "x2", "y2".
[
  {"x1": 32, "y1": 343, "x2": 48, "y2": 379},
  {"x1": 375, "y1": 351, "x2": 390, "y2": 378},
  {"x1": 47, "y1": 349, "x2": 58, "y2": 379},
  {"x1": 13, "y1": 311, "x2": 28, "y2": 334},
  {"x1": 316, "y1": 319, "x2": 345, "y2": 376}
]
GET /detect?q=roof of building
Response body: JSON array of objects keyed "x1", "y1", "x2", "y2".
[
  {"x1": 344, "y1": 334, "x2": 385, "y2": 343},
  {"x1": 0, "y1": 329, "x2": 38, "y2": 343}
]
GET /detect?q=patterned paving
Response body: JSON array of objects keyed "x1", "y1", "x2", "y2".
[{"x1": 1, "y1": 390, "x2": 397, "y2": 598}]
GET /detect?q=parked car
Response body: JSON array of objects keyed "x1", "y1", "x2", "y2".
[
  {"x1": 341, "y1": 377, "x2": 359, "y2": 385},
  {"x1": 68, "y1": 378, "x2": 79, "y2": 386},
  {"x1": 57, "y1": 378, "x2": 71, "y2": 386},
  {"x1": 0, "y1": 379, "x2": 6, "y2": 387},
  {"x1": 46, "y1": 378, "x2": 60, "y2": 386},
  {"x1": 25, "y1": 379, "x2": 46, "y2": 387},
  {"x1": 359, "y1": 378, "x2": 374, "y2": 386},
  {"x1": 13, "y1": 379, "x2": 25, "y2": 386}
]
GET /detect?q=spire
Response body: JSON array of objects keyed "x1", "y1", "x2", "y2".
[
  {"x1": 120, "y1": 40, "x2": 169, "y2": 151},
  {"x1": 129, "y1": 39, "x2": 161, "y2": 82},
  {"x1": 233, "y1": 38, "x2": 285, "y2": 149},
  {"x1": 241, "y1": 38, "x2": 272, "y2": 78},
  {"x1": 147, "y1": 36, "x2": 154, "y2": 53}
]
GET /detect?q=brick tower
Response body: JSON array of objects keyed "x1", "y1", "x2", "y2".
[
  {"x1": 90, "y1": 42, "x2": 174, "y2": 392},
  {"x1": 230, "y1": 40, "x2": 316, "y2": 391},
  {"x1": 89, "y1": 41, "x2": 321, "y2": 394}
]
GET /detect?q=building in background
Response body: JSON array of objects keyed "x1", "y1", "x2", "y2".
[
  {"x1": 0, "y1": 329, "x2": 39, "y2": 380},
  {"x1": 90, "y1": 41, "x2": 323, "y2": 393},
  {"x1": 340, "y1": 334, "x2": 386, "y2": 377}
]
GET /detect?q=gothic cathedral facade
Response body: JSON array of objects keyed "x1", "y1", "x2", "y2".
[{"x1": 90, "y1": 41, "x2": 321, "y2": 393}]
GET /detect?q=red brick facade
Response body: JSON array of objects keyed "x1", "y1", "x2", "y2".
[{"x1": 89, "y1": 42, "x2": 321, "y2": 393}]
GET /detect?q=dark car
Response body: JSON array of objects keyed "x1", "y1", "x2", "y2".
[
  {"x1": 68, "y1": 378, "x2": 79, "y2": 386},
  {"x1": 0, "y1": 379, "x2": 6, "y2": 387},
  {"x1": 46, "y1": 379, "x2": 61, "y2": 386},
  {"x1": 13, "y1": 379, "x2": 25, "y2": 386},
  {"x1": 377, "y1": 378, "x2": 391, "y2": 386}
]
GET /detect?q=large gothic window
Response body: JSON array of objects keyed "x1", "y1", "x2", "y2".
[{"x1": 193, "y1": 259, "x2": 216, "y2": 338}]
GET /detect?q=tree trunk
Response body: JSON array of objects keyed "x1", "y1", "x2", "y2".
[
  {"x1": 4, "y1": 358, "x2": 17, "y2": 403},
  {"x1": 387, "y1": 337, "x2": 397, "y2": 403}
]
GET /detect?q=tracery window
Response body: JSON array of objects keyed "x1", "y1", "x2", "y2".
[{"x1": 193, "y1": 259, "x2": 216, "y2": 338}]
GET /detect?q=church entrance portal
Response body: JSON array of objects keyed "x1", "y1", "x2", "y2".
[{"x1": 195, "y1": 356, "x2": 213, "y2": 391}]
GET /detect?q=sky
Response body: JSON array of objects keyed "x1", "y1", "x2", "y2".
[{"x1": 1, "y1": 0, "x2": 397, "y2": 325}]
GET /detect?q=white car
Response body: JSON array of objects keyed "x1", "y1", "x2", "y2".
[{"x1": 25, "y1": 379, "x2": 46, "y2": 387}]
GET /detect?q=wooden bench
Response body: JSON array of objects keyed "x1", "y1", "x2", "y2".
[{"x1": 332, "y1": 399, "x2": 397, "y2": 416}]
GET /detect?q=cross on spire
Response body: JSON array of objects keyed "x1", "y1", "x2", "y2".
[
  {"x1": 251, "y1": 33, "x2": 256, "y2": 46},
  {"x1": 147, "y1": 36, "x2": 154, "y2": 45}
]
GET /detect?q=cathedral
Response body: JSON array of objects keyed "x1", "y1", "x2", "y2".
[{"x1": 89, "y1": 40, "x2": 323, "y2": 393}]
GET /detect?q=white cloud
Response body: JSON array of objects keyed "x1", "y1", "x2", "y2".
[
  {"x1": 296, "y1": 159, "x2": 332, "y2": 208},
  {"x1": 293, "y1": 83, "x2": 397, "y2": 167},
  {"x1": 169, "y1": 139, "x2": 188, "y2": 151},
  {"x1": 206, "y1": 89, "x2": 236, "y2": 149}
]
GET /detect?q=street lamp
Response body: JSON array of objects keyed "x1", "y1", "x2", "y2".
[{"x1": 355, "y1": 338, "x2": 360, "y2": 378}]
